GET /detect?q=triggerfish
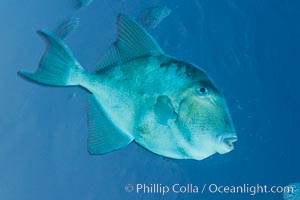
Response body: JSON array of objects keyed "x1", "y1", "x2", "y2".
[
  {"x1": 142, "y1": 6, "x2": 171, "y2": 29},
  {"x1": 19, "y1": 14, "x2": 237, "y2": 160}
]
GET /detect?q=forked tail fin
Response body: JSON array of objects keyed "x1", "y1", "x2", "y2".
[{"x1": 19, "y1": 29, "x2": 84, "y2": 86}]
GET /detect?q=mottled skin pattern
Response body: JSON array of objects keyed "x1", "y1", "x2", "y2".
[{"x1": 79, "y1": 54, "x2": 236, "y2": 160}]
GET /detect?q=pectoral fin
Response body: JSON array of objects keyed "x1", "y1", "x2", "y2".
[
  {"x1": 87, "y1": 94, "x2": 133, "y2": 154},
  {"x1": 154, "y1": 95, "x2": 177, "y2": 125}
]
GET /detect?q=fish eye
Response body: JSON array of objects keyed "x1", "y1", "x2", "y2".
[
  {"x1": 197, "y1": 86, "x2": 208, "y2": 96},
  {"x1": 200, "y1": 87, "x2": 206, "y2": 93}
]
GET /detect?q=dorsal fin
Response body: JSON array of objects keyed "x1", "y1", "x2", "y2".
[{"x1": 95, "y1": 14, "x2": 164, "y2": 70}]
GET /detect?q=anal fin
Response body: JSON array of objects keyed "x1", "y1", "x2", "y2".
[{"x1": 87, "y1": 94, "x2": 133, "y2": 154}]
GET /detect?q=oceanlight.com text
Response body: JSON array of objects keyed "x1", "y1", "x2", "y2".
[
  {"x1": 124, "y1": 183, "x2": 295, "y2": 196},
  {"x1": 207, "y1": 183, "x2": 294, "y2": 196}
]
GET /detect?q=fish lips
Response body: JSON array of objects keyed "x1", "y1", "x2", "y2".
[{"x1": 217, "y1": 134, "x2": 238, "y2": 154}]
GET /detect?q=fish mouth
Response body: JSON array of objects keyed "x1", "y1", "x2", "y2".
[
  {"x1": 221, "y1": 135, "x2": 238, "y2": 149},
  {"x1": 216, "y1": 134, "x2": 238, "y2": 154}
]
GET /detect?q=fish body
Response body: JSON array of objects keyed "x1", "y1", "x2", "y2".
[
  {"x1": 54, "y1": 17, "x2": 80, "y2": 40},
  {"x1": 75, "y1": 0, "x2": 93, "y2": 9},
  {"x1": 143, "y1": 6, "x2": 171, "y2": 29},
  {"x1": 19, "y1": 15, "x2": 237, "y2": 160}
]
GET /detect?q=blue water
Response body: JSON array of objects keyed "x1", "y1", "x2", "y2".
[{"x1": 0, "y1": 0, "x2": 299, "y2": 200}]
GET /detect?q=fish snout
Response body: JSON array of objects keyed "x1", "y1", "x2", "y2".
[{"x1": 216, "y1": 134, "x2": 238, "y2": 154}]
